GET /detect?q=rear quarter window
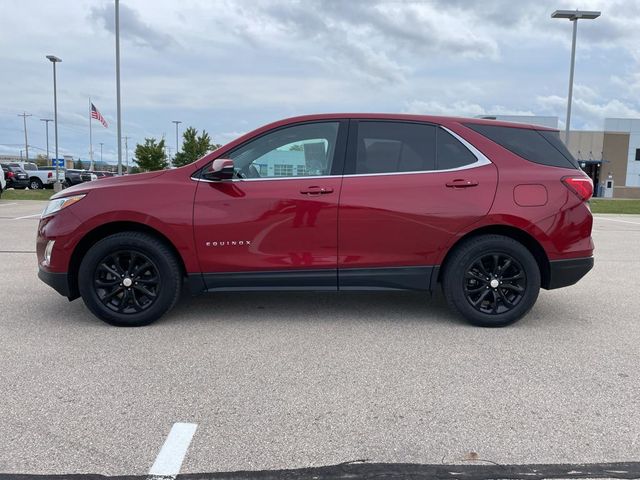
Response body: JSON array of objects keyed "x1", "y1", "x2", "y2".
[{"x1": 464, "y1": 123, "x2": 579, "y2": 169}]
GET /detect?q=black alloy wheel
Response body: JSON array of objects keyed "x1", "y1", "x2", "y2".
[
  {"x1": 94, "y1": 250, "x2": 160, "y2": 314},
  {"x1": 78, "y1": 232, "x2": 182, "y2": 326},
  {"x1": 442, "y1": 234, "x2": 540, "y2": 327},
  {"x1": 463, "y1": 253, "x2": 526, "y2": 315}
]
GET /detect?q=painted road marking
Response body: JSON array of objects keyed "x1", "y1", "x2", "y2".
[
  {"x1": 0, "y1": 202, "x2": 18, "y2": 207},
  {"x1": 597, "y1": 217, "x2": 640, "y2": 226},
  {"x1": 148, "y1": 422, "x2": 197, "y2": 479},
  {"x1": 12, "y1": 213, "x2": 42, "y2": 220}
]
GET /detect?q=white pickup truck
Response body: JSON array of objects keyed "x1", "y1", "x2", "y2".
[{"x1": 8, "y1": 162, "x2": 64, "y2": 189}]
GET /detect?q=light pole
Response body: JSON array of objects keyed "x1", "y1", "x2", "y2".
[
  {"x1": 99, "y1": 142, "x2": 104, "y2": 164},
  {"x1": 551, "y1": 9, "x2": 601, "y2": 145},
  {"x1": 171, "y1": 120, "x2": 181, "y2": 167},
  {"x1": 115, "y1": 0, "x2": 123, "y2": 176},
  {"x1": 46, "y1": 55, "x2": 62, "y2": 191},
  {"x1": 40, "y1": 118, "x2": 53, "y2": 161}
]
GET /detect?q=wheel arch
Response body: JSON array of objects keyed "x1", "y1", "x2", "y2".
[
  {"x1": 67, "y1": 221, "x2": 187, "y2": 300},
  {"x1": 437, "y1": 225, "x2": 551, "y2": 289}
]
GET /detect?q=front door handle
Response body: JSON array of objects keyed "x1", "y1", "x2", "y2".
[
  {"x1": 300, "y1": 186, "x2": 334, "y2": 195},
  {"x1": 446, "y1": 179, "x2": 479, "y2": 188}
]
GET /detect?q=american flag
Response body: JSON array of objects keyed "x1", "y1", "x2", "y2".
[{"x1": 91, "y1": 103, "x2": 108, "y2": 128}]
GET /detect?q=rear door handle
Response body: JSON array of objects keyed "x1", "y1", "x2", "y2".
[
  {"x1": 300, "y1": 186, "x2": 334, "y2": 195},
  {"x1": 446, "y1": 179, "x2": 479, "y2": 188}
]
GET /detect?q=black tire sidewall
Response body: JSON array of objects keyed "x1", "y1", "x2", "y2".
[
  {"x1": 443, "y1": 235, "x2": 541, "y2": 327},
  {"x1": 78, "y1": 232, "x2": 181, "y2": 326}
]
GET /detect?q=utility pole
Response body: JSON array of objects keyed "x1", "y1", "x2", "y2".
[
  {"x1": 124, "y1": 136, "x2": 129, "y2": 174},
  {"x1": 18, "y1": 112, "x2": 32, "y2": 161},
  {"x1": 40, "y1": 118, "x2": 53, "y2": 161},
  {"x1": 171, "y1": 120, "x2": 182, "y2": 167}
]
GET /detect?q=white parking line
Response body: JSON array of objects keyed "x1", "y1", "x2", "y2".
[
  {"x1": 148, "y1": 422, "x2": 197, "y2": 479},
  {"x1": 12, "y1": 213, "x2": 42, "y2": 220},
  {"x1": 596, "y1": 217, "x2": 640, "y2": 226},
  {"x1": 0, "y1": 202, "x2": 18, "y2": 207}
]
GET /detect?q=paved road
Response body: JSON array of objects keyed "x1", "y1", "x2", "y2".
[{"x1": 0, "y1": 199, "x2": 639, "y2": 476}]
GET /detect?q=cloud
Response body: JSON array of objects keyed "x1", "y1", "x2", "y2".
[
  {"x1": 89, "y1": 2, "x2": 174, "y2": 51},
  {"x1": 536, "y1": 94, "x2": 640, "y2": 130},
  {"x1": 404, "y1": 100, "x2": 536, "y2": 118},
  {"x1": 2, "y1": 0, "x2": 640, "y2": 163},
  {"x1": 215, "y1": 0, "x2": 500, "y2": 85}
]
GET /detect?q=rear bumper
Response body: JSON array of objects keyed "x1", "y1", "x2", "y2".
[
  {"x1": 546, "y1": 257, "x2": 594, "y2": 290},
  {"x1": 38, "y1": 268, "x2": 71, "y2": 297},
  {"x1": 9, "y1": 179, "x2": 29, "y2": 188}
]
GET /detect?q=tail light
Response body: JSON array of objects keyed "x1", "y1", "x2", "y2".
[
  {"x1": 48, "y1": 172, "x2": 53, "y2": 178},
  {"x1": 7, "y1": 171, "x2": 14, "y2": 179},
  {"x1": 562, "y1": 176, "x2": 593, "y2": 201}
]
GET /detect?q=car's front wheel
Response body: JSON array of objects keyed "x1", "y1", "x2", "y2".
[
  {"x1": 442, "y1": 235, "x2": 540, "y2": 327},
  {"x1": 78, "y1": 232, "x2": 182, "y2": 326}
]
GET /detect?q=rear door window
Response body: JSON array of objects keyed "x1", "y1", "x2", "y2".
[
  {"x1": 436, "y1": 128, "x2": 478, "y2": 170},
  {"x1": 355, "y1": 121, "x2": 436, "y2": 174},
  {"x1": 465, "y1": 123, "x2": 579, "y2": 169}
]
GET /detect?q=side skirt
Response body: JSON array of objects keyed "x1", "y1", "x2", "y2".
[{"x1": 187, "y1": 266, "x2": 437, "y2": 295}]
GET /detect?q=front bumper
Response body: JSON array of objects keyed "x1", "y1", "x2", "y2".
[
  {"x1": 546, "y1": 257, "x2": 594, "y2": 290},
  {"x1": 38, "y1": 268, "x2": 71, "y2": 297}
]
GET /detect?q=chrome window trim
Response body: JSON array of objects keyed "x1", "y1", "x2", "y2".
[{"x1": 191, "y1": 125, "x2": 492, "y2": 183}]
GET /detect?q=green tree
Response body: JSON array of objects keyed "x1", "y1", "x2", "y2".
[
  {"x1": 173, "y1": 127, "x2": 216, "y2": 167},
  {"x1": 133, "y1": 138, "x2": 168, "y2": 171},
  {"x1": 74, "y1": 158, "x2": 85, "y2": 169},
  {"x1": 35, "y1": 154, "x2": 49, "y2": 166}
]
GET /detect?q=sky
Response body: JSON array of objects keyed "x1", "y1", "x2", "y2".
[{"x1": 1, "y1": 0, "x2": 640, "y2": 165}]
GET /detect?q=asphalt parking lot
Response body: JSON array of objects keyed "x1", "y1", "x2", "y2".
[{"x1": 1, "y1": 199, "x2": 639, "y2": 478}]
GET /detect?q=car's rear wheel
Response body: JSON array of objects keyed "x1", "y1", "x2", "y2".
[
  {"x1": 78, "y1": 232, "x2": 182, "y2": 326},
  {"x1": 442, "y1": 235, "x2": 540, "y2": 327},
  {"x1": 29, "y1": 178, "x2": 43, "y2": 190}
]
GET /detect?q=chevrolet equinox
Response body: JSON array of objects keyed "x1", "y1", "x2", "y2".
[{"x1": 37, "y1": 114, "x2": 594, "y2": 327}]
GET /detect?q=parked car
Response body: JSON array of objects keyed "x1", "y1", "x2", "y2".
[
  {"x1": 0, "y1": 167, "x2": 5, "y2": 198},
  {"x1": 37, "y1": 114, "x2": 594, "y2": 328},
  {"x1": 9, "y1": 161, "x2": 58, "y2": 189},
  {"x1": 63, "y1": 169, "x2": 95, "y2": 187},
  {"x1": 1, "y1": 163, "x2": 30, "y2": 189},
  {"x1": 92, "y1": 171, "x2": 116, "y2": 179}
]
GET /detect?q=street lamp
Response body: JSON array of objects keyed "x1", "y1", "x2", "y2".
[
  {"x1": 171, "y1": 120, "x2": 182, "y2": 167},
  {"x1": 40, "y1": 118, "x2": 53, "y2": 161},
  {"x1": 99, "y1": 142, "x2": 104, "y2": 163},
  {"x1": 551, "y1": 9, "x2": 601, "y2": 144},
  {"x1": 115, "y1": 0, "x2": 123, "y2": 176},
  {"x1": 46, "y1": 55, "x2": 62, "y2": 191}
]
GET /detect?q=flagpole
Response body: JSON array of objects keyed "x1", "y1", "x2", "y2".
[{"x1": 89, "y1": 97, "x2": 94, "y2": 170}]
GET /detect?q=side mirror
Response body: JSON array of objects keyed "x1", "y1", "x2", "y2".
[{"x1": 202, "y1": 159, "x2": 234, "y2": 181}]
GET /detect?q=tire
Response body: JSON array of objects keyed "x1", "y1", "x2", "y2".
[
  {"x1": 442, "y1": 235, "x2": 540, "y2": 327},
  {"x1": 63, "y1": 180, "x2": 71, "y2": 188},
  {"x1": 78, "y1": 232, "x2": 182, "y2": 326},
  {"x1": 29, "y1": 178, "x2": 43, "y2": 190}
]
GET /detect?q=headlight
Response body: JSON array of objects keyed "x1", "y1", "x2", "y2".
[{"x1": 42, "y1": 194, "x2": 86, "y2": 218}]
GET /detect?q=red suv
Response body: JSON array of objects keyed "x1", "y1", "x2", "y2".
[{"x1": 37, "y1": 114, "x2": 593, "y2": 327}]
